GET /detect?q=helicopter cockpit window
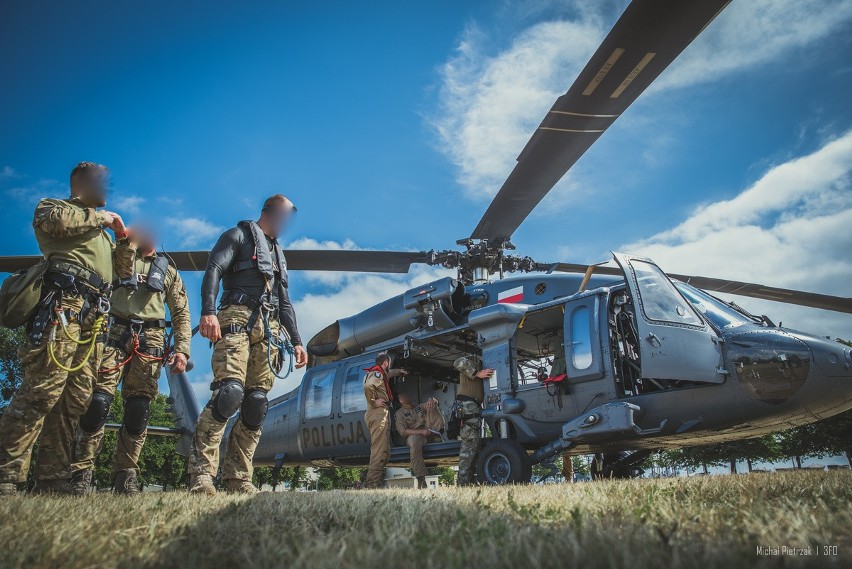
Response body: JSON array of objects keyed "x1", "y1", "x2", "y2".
[
  {"x1": 675, "y1": 283, "x2": 755, "y2": 330},
  {"x1": 341, "y1": 366, "x2": 368, "y2": 413},
  {"x1": 304, "y1": 369, "x2": 335, "y2": 419},
  {"x1": 631, "y1": 260, "x2": 702, "y2": 326}
]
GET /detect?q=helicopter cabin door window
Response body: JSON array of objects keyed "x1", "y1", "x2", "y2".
[
  {"x1": 303, "y1": 368, "x2": 336, "y2": 420},
  {"x1": 612, "y1": 252, "x2": 724, "y2": 384},
  {"x1": 341, "y1": 365, "x2": 368, "y2": 414},
  {"x1": 563, "y1": 296, "x2": 604, "y2": 383}
]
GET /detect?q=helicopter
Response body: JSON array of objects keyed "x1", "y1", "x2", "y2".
[{"x1": 2, "y1": 0, "x2": 851, "y2": 484}]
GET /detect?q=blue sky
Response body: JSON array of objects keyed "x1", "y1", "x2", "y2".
[{"x1": 2, "y1": 0, "x2": 851, "y2": 402}]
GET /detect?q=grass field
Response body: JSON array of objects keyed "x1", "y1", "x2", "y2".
[{"x1": 0, "y1": 470, "x2": 849, "y2": 569}]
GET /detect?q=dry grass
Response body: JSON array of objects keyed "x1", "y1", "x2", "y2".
[{"x1": 0, "y1": 470, "x2": 849, "y2": 569}]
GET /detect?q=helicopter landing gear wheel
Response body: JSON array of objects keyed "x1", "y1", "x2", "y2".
[{"x1": 475, "y1": 439, "x2": 532, "y2": 485}]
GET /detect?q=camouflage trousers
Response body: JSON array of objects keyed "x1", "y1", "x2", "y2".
[
  {"x1": 188, "y1": 305, "x2": 280, "y2": 483},
  {"x1": 364, "y1": 406, "x2": 390, "y2": 488},
  {"x1": 0, "y1": 295, "x2": 105, "y2": 483},
  {"x1": 457, "y1": 399, "x2": 482, "y2": 485},
  {"x1": 72, "y1": 326, "x2": 163, "y2": 478}
]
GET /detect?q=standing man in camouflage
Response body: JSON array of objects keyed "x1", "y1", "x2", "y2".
[
  {"x1": 394, "y1": 393, "x2": 443, "y2": 489},
  {"x1": 362, "y1": 352, "x2": 407, "y2": 489},
  {"x1": 189, "y1": 194, "x2": 307, "y2": 495},
  {"x1": 65, "y1": 224, "x2": 191, "y2": 494},
  {"x1": 0, "y1": 162, "x2": 134, "y2": 496},
  {"x1": 453, "y1": 356, "x2": 494, "y2": 486}
]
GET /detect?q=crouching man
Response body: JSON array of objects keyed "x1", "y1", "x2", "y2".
[{"x1": 395, "y1": 393, "x2": 444, "y2": 489}]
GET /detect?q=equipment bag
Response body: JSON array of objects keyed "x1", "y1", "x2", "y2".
[
  {"x1": 0, "y1": 259, "x2": 49, "y2": 329},
  {"x1": 446, "y1": 402, "x2": 461, "y2": 440}
]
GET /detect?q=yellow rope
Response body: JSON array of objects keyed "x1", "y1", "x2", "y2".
[{"x1": 48, "y1": 314, "x2": 106, "y2": 373}]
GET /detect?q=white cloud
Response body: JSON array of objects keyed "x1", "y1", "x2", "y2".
[
  {"x1": 112, "y1": 194, "x2": 146, "y2": 216},
  {"x1": 164, "y1": 217, "x2": 224, "y2": 248},
  {"x1": 432, "y1": 0, "x2": 852, "y2": 204},
  {"x1": 624, "y1": 130, "x2": 852, "y2": 339},
  {"x1": 1, "y1": 166, "x2": 21, "y2": 180},
  {"x1": 4, "y1": 179, "x2": 65, "y2": 205},
  {"x1": 657, "y1": 0, "x2": 852, "y2": 90}
]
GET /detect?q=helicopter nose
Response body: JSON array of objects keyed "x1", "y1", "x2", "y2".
[
  {"x1": 789, "y1": 332, "x2": 852, "y2": 412},
  {"x1": 796, "y1": 334, "x2": 852, "y2": 379}
]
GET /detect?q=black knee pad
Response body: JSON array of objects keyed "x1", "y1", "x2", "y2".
[
  {"x1": 123, "y1": 396, "x2": 150, "y2": 436},
  {"x1": 79, "y1": 391, "x2": 114, "y2": 434},
  {"x1": 240, "y1": 389, "x2": 268, "y2": 431},
  {"x1": 209, "y1": 379, "x2": 244, "y2": 422}
]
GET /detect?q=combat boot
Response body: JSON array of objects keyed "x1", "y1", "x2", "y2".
[
  {"x1": 189, "y1": 474, "x2": 217, "y2": 496},
  {"x1": 31, "y1": 478, "x2": 71, "y2": 495},
  {"x1": 0, "y1": 482, "x2": 17, "y2": 496},
  {"x1": 69, "y1": 469, "x2": 93, "y2": 496},
  {"x1": 114, "y1": 469, "x2": 140, "y2": 495},
  {"x1": 417, "y1": 476, "x2": 428, "y2": 489},
  {"x1": 224, "y1": 479, "x2": 259, "y2": 494}
]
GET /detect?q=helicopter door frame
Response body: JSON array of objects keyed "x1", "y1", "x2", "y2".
[
  {"x1": 562, "y1": 294, "x2": 605, "y2": 383},
  {"x1": 612, "y1": 252, "x2": 725, "y2": 384}
]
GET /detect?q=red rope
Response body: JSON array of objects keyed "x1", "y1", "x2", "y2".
[{"x1": 98, "y1": 333, "x2": 164, "y2": 374}]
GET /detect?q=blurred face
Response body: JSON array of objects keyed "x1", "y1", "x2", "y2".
[
  {"x1": 73, "y1": 166, "x2": 110, "y2": 208},
  {"x1": 262, "y1": 198, "x2": 296, "y2": 237},
  {"x1": 398, "y1": 393, "x2": 412, "y2": 406},
  {"x1": 131, "y1": 224, "x2": 158, "y2": 253}
]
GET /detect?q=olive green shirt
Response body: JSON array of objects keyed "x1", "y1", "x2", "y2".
[
  {"x1": 457, "y1": 370, "x2": 484, "y2": 402},
  {"x1": 33, "y1": 196, "x2": 134, "y2": 282},
  {"x1": 110, "y1": 255, "x2": 192, "y2": 356}
]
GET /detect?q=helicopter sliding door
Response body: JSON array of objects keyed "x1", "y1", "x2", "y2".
[{"x1": 612, "y1": 252, "x2": 725, "y2": 384}]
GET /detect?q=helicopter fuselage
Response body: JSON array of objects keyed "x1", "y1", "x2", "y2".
[{"x1": 235, "y1": 254, "x2": 851, "y2": 475}]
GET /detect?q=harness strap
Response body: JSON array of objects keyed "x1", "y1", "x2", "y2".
[{"x1": 47, "y1": 260, "x2": 112, "y2": 296}]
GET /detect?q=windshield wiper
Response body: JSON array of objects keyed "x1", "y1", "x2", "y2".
[{"x1": 725, "y1": 300, "x2": 765, "y2": 325}]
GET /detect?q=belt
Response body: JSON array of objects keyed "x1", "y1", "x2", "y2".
[
  {"x1": 46, "y1": 260, "x2": 112, "y2": 296},
  {"x1": 111, "y1": 316, "x2": 169, "y2": 329},
  {"x1": 456, "y1": 394, "x2": 482, "y2": 404},
  {"x1": 221, "y1": 290, "x2": 268, "y2": 311}
]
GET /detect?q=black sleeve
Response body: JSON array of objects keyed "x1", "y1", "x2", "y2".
[
  {"x1": 201, "y1": 227, "x2": 243, "y2": 316},
  {"x1": 278, "y1": 276, "x2": 302, "y2": 346}
]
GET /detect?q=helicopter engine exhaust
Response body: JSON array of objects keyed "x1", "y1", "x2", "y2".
[{"x1": 307, "y1": 277, "x2": 467, "y2": 358}]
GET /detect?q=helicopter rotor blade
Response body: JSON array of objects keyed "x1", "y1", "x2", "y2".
[
  {"x1": 0, "y1": 250, "x2": 442, "y2": 275},
  {"x1": 159, "y1": 250, "x2": 438, "y2": 274},
  {"x1": 546, "y1": 263, "x2": 852, "y2": 314},
  {"x1": 470, "y1": 0, "x2": 730, "y2": 244}
]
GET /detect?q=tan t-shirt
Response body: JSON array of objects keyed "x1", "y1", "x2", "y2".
[{"x1": 457, "y1": 370, "x2": 484, "y2": 402}]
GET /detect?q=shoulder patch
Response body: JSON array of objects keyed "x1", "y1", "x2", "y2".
[{"x1": 373, "y1": 371, "x2": 383, "y2": 379}]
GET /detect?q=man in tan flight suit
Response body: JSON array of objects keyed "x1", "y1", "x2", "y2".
[
  {"x1": 395, "y1": 392, "x2": 444, "y2": 488},
  {"x1": 65, "y1": 225, "x2": 192, "y2": 494},
  {"x1": 453, "y1": 356, "x2": 494, "y2": 486},
  {"x1": 0, "y1": 162, "x2": 134, "y2": 496},
  {"x1": 362, "y1": 352, "x2": 407, "y2": 489}
]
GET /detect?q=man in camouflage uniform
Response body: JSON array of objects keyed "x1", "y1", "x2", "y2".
[
  {"x1": 394, "y1": 393, "x2": 444, "y2": 488},
  {"x1": 362, "y1": 352, "x2": 407, "y2": 489},
  {"x1": 453, "y1": 356, "x2": 494, "y2": 486},
  {"x1": 0, "y1": 162, "x2": 134, "y2": 496},
  {"x1": 64, "y1": 225, "x2": 191, "y2": 494},
  {"x1": 190, "y1": 194, "x2": 307, "y2": 495}
]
